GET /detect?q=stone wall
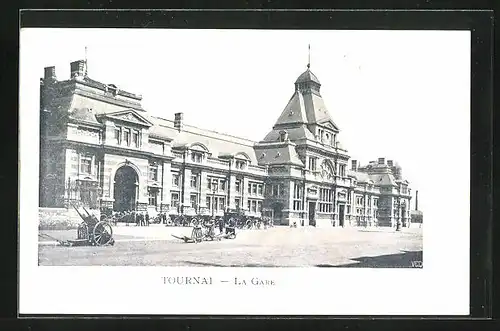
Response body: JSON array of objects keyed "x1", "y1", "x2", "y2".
[{"x1": 38, "y1": 207, "x2": 100, "y2": 230}]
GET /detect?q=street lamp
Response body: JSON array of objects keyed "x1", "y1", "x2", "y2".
[{"x1": 396, "y1": 185, "x2": 401, "y2": 231}]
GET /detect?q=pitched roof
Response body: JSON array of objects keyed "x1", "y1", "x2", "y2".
[
  {"x1": 272, "y1": 91, "x2": 308, "y2": 126},
  {"x1": 150, "y1": 116, "x2": 259, "y2": 164},
  {"x1": 302, "y1": 92, "x2": 339, "y2": 129},
  {"x1": 254, "y1": 143, "x2": 304, "y2": 167},
  {"x1": 261, "y1": 125, "x2": 315, "y2": 143},
  {"x1": 295, "y1": 69, "x2": 321, "y2": 85},
  {"x1": 68, "y1": 108, "x2": 101, "y2": 126}
]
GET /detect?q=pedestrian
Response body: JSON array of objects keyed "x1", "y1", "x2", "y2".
[
  {"x1": 218, "y1": 216, "x2": 224, "y2": 234},
  {"x1": 145, "y1": 212, "x2": 150, "y2": 227}
]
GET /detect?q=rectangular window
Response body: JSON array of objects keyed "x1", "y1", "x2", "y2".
[
  {"x1": 172, "y1": 173, "x2": 180, "y2": 187},
  {"x1": 190, "y1": 174, "x2": 198, "y2": 188},
  {"x1": 235, "y1": 179, "x2": 241, "y2": 194},
  {"x1": 149, "y1": 164, "x2": 158, "y2": 181},
  {"x1": 319, "y1": 188, "x2": 333, "y2": 213},
  {"x1": 191, "y1": 152, "x2": 203, "y2": 163},
  {"x1": 206, "y1": 196, "x2": 211, "y2": 209},
  {"x1": 251, "y1": 200, "x2": 257, "y2": 213},
  {"x1": 257, "y1": 184, "x2": 263, "y2": 196},
  {"x1": 80, "y1": 156, "x2": 92, "y2": 174},
  {"x1": 247, "y1": 200, "x2": 251, "y2": 211},
  {"x1": 148, "y1": 188, "x2": 158, "y2": 206},
  {"x1": 219, "y1": 197, "x2": 225, "y2": 211},
  {"x1": 235, "y1": 160, "x2": 246, "y2": 169},
  {"x1": 257, "y1": 201, "x2": 262, "y2": 212},
  {"x1": 133, "y1": 130, "x2": 140, "y2": 147},
  {"x1": 171, "y1": 192, "x2": 179, "y2": 208},
  {"x1": 114, "y1": 127, "x2": 121, "y2": 144},
  {"x1": 293, "y1": 182, "x2": 302, "y2": 211},
  {"x1": 124, "y1": 129, "x2": 131, "y2": 146},
  {"x1": 190, "y1": 194, "x2": 198, "y2": 209},
  {"x1": 235, "y1": 198, "x2": 240, "y2": 208},
  {"x1": 252, "y1": 183, "x2": 257, "y2": 195},
  {"x1": 248, "y1": 182, "x2": 252, "y2": 194},
  {"x1": 308, "y1": 157, "x2": 317, "y2": 171},
  {"x1": 220, "y1": 179, "x2": 226, "y2": 191}
]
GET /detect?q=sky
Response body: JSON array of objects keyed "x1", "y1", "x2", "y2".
[{"x1": 20, "y1": 28, "x2": 472, "y2": 213}]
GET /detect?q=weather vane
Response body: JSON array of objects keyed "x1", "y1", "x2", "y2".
[{"x1": 307, "y1": 44, "x2": 311, "y2": 69}]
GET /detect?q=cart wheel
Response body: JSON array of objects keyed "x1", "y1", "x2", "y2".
[{"x1": 93, "y1": 221, "x2": 113, "y2": 246}]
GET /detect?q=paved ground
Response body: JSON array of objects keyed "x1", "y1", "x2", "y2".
[{"x1": 38, "y1": 226, "x2": 423, "y2": 268}]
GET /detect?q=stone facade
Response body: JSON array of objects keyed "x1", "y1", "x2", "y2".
[{"x1": 39, "y1": 59, "x2": 412, "y2": 227}]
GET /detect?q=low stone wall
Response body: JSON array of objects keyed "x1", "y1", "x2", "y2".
[{"x1": 38, "y1": 207, "x2": 100, "y2": 230}]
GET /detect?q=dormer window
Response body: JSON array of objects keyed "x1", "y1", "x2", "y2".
[
  {"x1": 106, "y1": 84, "x2": 118, "y2": 97},
  {"x1": 191, "y1": 152, "x2": 203, "y2": 163},
  {"x1": 235, "y1": 159, "x2": 246, "y2": 170}
]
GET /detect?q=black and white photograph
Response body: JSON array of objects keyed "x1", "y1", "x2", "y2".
[{"x1": 19, "y1": 27, "x2": 470, "y2": 315}]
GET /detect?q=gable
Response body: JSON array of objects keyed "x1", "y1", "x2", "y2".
[{"x1": 100, "y1": 109, "x2": 153, "y2": 127}]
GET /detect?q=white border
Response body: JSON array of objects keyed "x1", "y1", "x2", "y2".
[{"x1": 19, "y1": 28, "x2": 470, "y2": 316}]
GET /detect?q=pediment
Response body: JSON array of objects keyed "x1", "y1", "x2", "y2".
[
  {"x1": 320, "y1": 120, "x2": 339, "y2": 132},
  {"x1": 100, "y1": 109, "x2": 153, "y2": 127}
]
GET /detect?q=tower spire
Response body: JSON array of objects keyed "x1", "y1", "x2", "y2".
[{"x1": 307, "y1": 44, "x2": 311, "y2": 69}]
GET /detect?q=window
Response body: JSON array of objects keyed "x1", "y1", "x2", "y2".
[
  {"x1": 248, "y1": 182, "x2": 252, "y2": 194},
  {"x1": 251, "y1": 200, "x2": 257, "y2": 213},
  {"x1": 133, "y1": 130, "x2": 140, "y2": 147},
  {"x1": 247, "y1": 199, "x2": 261, "y2": 213},
  {"x1": 257, "y1": 184, "x2": 263, "y2": 196},
  {"x1": 114, "y1": 127, "x2": 121, "y2": 144},
  {"x1": 319, "y1": 188, "x2": 333, "y2": 213},
  {"x1": 80, "y1": 155, "x2": 92, "y2": 174},
  {"x1": 235, "y1": 198, "x2": 241, "y2": 208},
  {"x1": 272, "y1": 184, "x2": 280, "y2": 197},
  {"x1": 191, "y1": 152, "x2": 203, "y2": 163},
  {"x1": 190, "y1": 174, "x2": 198, "y2": 188},
  {"x1": 190, "y1": 194, "x2": 198, "y2": 209},
  {"x1": 208, "y1": 177, "x2": 224, "y2": 191},
  {"x1": 252, "y1": 183, "x2": 257, "y2": 195},
  {"x1": 124, "y1": 129, "x2": 131, "y2": 146},
  {"x1": 219, "y1": 197, "x2": 225, "y2": 211},
  {"x1": 247, "y1": 200, "x2": 251, "y2": 211},
  {"x1": 257, "y1": 201, "x2": 262, "y2": 212},
  {"x1": 308, "y1": 157, "x2": 317, "y2": 171},
  {"x1": 373, "y1": 199, "x2": 378, "y2": 207},
  {"x1": 172, "y1": 173, "x2": 180, "y2": 187},
  {"x1": 220, "y1": 180, "x2": 226, "y2": 191},
  {"x1": 235, "y1": 179, "x2": 241, "y2": 194},
  {"x1": 207, "y1": 196, "x2": 225, "y2": 212},
  {"x1": 149, "y1": 164, "x2": 158, "y2": 181},
  {"x1": 171, "y1": 192, "x2": 179, "y2": 208},
  {"x1": 235, "y1": 160, "x2": 246, "y2": 169},
  {"x1": 338, "y1": 164, "x2": 346, "y2": 177},
  {"x1": 293, "y1": 182, "x2": 303, "y2": 211},
  {"x1": 148, "y1": 188, "x2": 158, "y2": 206}
]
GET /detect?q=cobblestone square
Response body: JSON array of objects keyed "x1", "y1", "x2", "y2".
[{"x1": 39, "y1": 226, "x2": 423, "y2": 267}]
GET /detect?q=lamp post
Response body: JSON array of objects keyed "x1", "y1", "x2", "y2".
[{"x1": 396, "y1": 185, "x2": 401, "y2": 231}]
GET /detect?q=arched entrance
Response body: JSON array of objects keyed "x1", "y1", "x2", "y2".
[{"x1": 113, "y1": 166, "x2": 138, "y2": 212}]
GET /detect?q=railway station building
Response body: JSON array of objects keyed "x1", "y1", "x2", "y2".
[{"x1": 39, "y1": 59, "x2": 412, "y2": 227}]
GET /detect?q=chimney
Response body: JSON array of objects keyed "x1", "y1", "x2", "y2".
[
  {"x1": 44, "y1": 66, "x2": 57, "y2": 82},
  {"x1": 174, "y1": 112, "x2": 183, "y2": 131},
  {"x1": 378, "y1": 157, "x2": 385, "y2": 165},
  {"x1": 351, "y1": 160, "x2": 357, "y2": 171},
  {"x1": 279, "y1": 130, "x2": 288, "y2": 142},
  {"x1": 415, "y1": 190, "x2": 419, "y2": 211},
  {"x1": 387, "y1": 160, "x2": 394, "y2": 167},
  {"x1": 70, "y1": 60, "x2": 86, "y2": 78}
]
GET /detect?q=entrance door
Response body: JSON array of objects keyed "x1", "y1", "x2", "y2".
[
  {"x1": 272, "y1": 204, "x2": 283, "y2": 225},
  {"x1": 338, "y1": 204, "x2": 345, "y2": 227},
  {"x1": 113, "y1": 166, "x2": 138, "y2": 212},
  {"x1": 308, "y1": 201, "x2": 316, "y2": 226}
]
